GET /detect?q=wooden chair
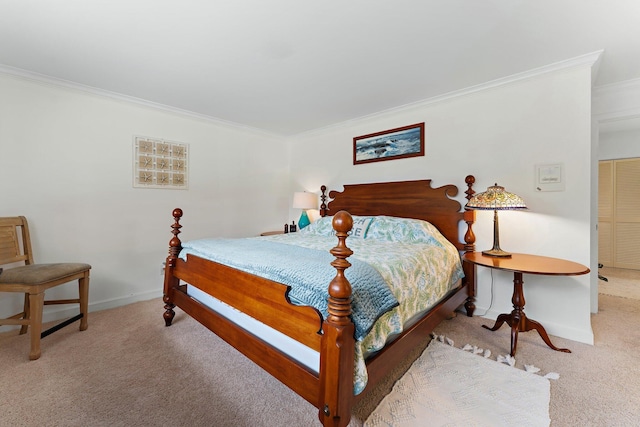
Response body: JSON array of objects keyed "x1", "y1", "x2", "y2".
[{"x1": 0, "y1": 216, "x2": 91, "y2": 360}]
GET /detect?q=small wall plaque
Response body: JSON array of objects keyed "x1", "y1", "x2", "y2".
[{"x1": 535, "y1": 163, "x2": 564, "y2": 192}]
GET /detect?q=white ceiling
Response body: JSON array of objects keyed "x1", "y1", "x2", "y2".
[{"x1": 1, "y1": 1, "x2": 640, "y2": 136}]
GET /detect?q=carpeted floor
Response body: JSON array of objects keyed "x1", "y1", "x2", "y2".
[
  {"x1": 0, "y1": 300, "x2": 320, "y2": 427},
  {"x1": 0, "y1": 288, "x2": 638, "y2": 426},
  {"x1": 598, "y1": 266, "x2": 640, "y2": 300}
]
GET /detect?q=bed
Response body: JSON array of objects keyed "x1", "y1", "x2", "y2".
[{"x1": 162, "y1": 175, "x2": 477, "y2": 427}]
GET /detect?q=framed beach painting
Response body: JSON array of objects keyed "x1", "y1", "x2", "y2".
[{"x1": 353, "y1": 123, "x2": 425, "y2": 165}]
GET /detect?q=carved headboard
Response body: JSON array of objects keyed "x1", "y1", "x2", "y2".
[{"x1": 319, "y1": 176, "x2": 476, "y2": 252}]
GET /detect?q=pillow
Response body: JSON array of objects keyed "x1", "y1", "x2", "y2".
[
  {"x1": 364, "y1": 216, "x2": 446, "y2": 246},
  {"x1": 350, "y1": 216, "x2": 373, "y2": 239},
  {"x1": 299, "y1": 215, "x2": 373, "y2": 238},
  {"x1": 300, "y1": 215, "x2": 446, "y2": 245},
  {"x1": 299, "y1": 216, "x2": 334, "y2": 236}
]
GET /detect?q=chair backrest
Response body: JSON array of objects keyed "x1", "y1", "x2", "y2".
[{"x1": 0, "y1": 216, "x2": 34, "y2": 267}]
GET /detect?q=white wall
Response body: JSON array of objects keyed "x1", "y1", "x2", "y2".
[
  {"x1": 0, "y1": 73, "x2": 289, "y2": 327},
  {"x1": 289, "y1": 65, "x2": 595, "y2": 344},
  {"x1": 0, "y1": 62, "x2": 598, "y2": 345},
  {"x1": 599, "y1": 128, "x2": 640, "y2": 160}
]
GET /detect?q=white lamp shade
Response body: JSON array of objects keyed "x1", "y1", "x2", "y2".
[
  {"x1": 292, "y1": 192, "x2": 317, "y2": 210},
  {"x1": 306, "y1": 209, "x2": 321, "y2": 223}
]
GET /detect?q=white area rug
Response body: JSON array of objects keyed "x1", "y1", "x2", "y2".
[{"x1": 364, "y1": 340, "x2": 550, "y2": 427}]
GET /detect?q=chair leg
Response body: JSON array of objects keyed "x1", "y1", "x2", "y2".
[
  {"x1": 78, "y1": 274, "x2": 89, "y2": 331},
  {"x1": 28, "y1": 292, "x2": 45, "y2": 360},
  {"x1": 20, "y1": 294, "x2": 30, "y2": 335}
]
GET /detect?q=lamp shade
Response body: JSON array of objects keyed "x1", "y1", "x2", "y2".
[
  {"x1": 292, "y1": 192, "x2": 317, "y2": 210},
  {"x1": 465, "y1": 183, "x2": 526, "y2": 258},
  {"x1": 465, "y1": 183, "x2": 527, "y2": 211}
]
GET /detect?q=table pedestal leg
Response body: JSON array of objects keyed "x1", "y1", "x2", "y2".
[{"x1": 482, "y1": 271, "x2": 571, "y2": 357}]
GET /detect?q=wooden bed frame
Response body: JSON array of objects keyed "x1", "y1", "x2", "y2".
[{"x1": 162, "y1": 175, "x2": 477, "y2": 427}]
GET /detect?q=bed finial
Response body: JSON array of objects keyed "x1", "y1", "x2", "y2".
[
  {"x1": 462, "y1": 175, "x2": 476, "y2": 249},
  {"x1": 462, "y1": 177, "x2": 477, "y2": 317},
  {"x1": 328, "y1": 211, "x2": 353, "y2": 307},
  {"x1": 462, "y1": 176, "x2": 476, "y2": 249},
  {"x1": 169, "y1": 208, "x2": 183, "y2": 255},
  {"x1": 320, "y1": 185, "x2": 328, "y2": 217},
  {"x1": 465, "y1": 175, "x2": 476, "y2": 202},
  {"x1": 320, "y1": 210, "x2": 355, "y2": 426},
  {"x1": 164, "y1": 208, "x2": 184, "y2": 327}
]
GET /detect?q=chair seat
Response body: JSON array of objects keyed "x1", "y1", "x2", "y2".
[
  {"x1": 1, "y1": 216, "x2": 91, "y2": 359},
  {"x1": 0, "y1": 263, "x2": 91, "y2": 285}
]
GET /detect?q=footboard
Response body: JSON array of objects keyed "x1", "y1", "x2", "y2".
[{"x1": 163, "y1": 209, "x2": 357, "y2": 426}]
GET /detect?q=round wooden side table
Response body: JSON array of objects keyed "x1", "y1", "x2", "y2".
[{"x1": 462, "y1": 252, "x2": 590, "y2": 357}]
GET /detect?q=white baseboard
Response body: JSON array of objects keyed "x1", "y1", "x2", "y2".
[
  {"x1": 81, "y1": 289, "x2": 164, "y2": 317},
  {"x1": 0, "y1": 289, "x2": 163, "y2": 333},
  {"x1": 476, "y1": 307, "x2": 594, "y2": 346}
]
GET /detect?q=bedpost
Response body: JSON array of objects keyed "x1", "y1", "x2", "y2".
[
  {"x1": 318, "y1": 211, "x2": 355, "y2": 427},
  {"x1": 463, "y1": 175, "x2": 477, "y2": 316},
  {"x1": 163, "y1": 208, "x2": 183, "y2": 327},
  {"x1": 319, "y1": 185, "x2": 328, "y2": 217}
]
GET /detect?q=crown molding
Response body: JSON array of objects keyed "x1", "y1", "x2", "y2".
[
  {"x1": 593, "y1": 77, "x2": 640, "y2": 124},
  {"x1": 593, "y1": 76, "x2": 640, "y2": 95},
  {"x1": 0, "y1": 64, "x2": 279, "y2": 138},
  {"x1": 294, "y1": 51, "x2": 603, "y2": 139},
  {"x1": 0, "y1": 51, "x2": 604, "y2": 140}
]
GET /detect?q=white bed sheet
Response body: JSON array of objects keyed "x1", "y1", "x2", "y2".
[
  {"x1": 187, "y1": 284, "x2": 321, "y2": 373},
  {"x1": 186, "y1": 278, "x2": 461, "y2": 376}
]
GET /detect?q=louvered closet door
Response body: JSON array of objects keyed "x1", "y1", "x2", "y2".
[
  {"x1": 598, "y1": 161, "x2": 613, "y2": 266},
  {"x1": 614, "y1": 158, "x2": 640, "y2": 269}
]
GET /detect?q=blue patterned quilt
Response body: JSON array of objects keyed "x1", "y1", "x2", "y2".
[{"x1": 179, "y1": 238, "x2": 398, "y2": 340}]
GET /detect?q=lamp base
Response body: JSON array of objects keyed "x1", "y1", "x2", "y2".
[
  {"x1": 481, "y1": 248, "x2": 512, "y2": 258},
  {"x1": 483, "y1": 210, "x2": 512, "y2": 257},
  {"x1": 298, "y1": 211, "x2": 310, "y2": 229}
]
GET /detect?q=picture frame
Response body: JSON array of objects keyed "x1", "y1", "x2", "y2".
[
  {"x1": 353, "y1": 122, "x2": 425, "y2": 165},
  {"x1": 133, "y1": 136, "x2": 189, "y2": 190}
]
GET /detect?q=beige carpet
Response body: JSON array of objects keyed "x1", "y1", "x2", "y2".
[
  {"x1": 0, "y1": 300, "x2": 319, "y2": 427},
  {"x1": 598, "y1": 266, "x2": 640, "y2": 300},
  {"x1": 0, "y1": 292, "x2": 638, "y2": 426}
]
